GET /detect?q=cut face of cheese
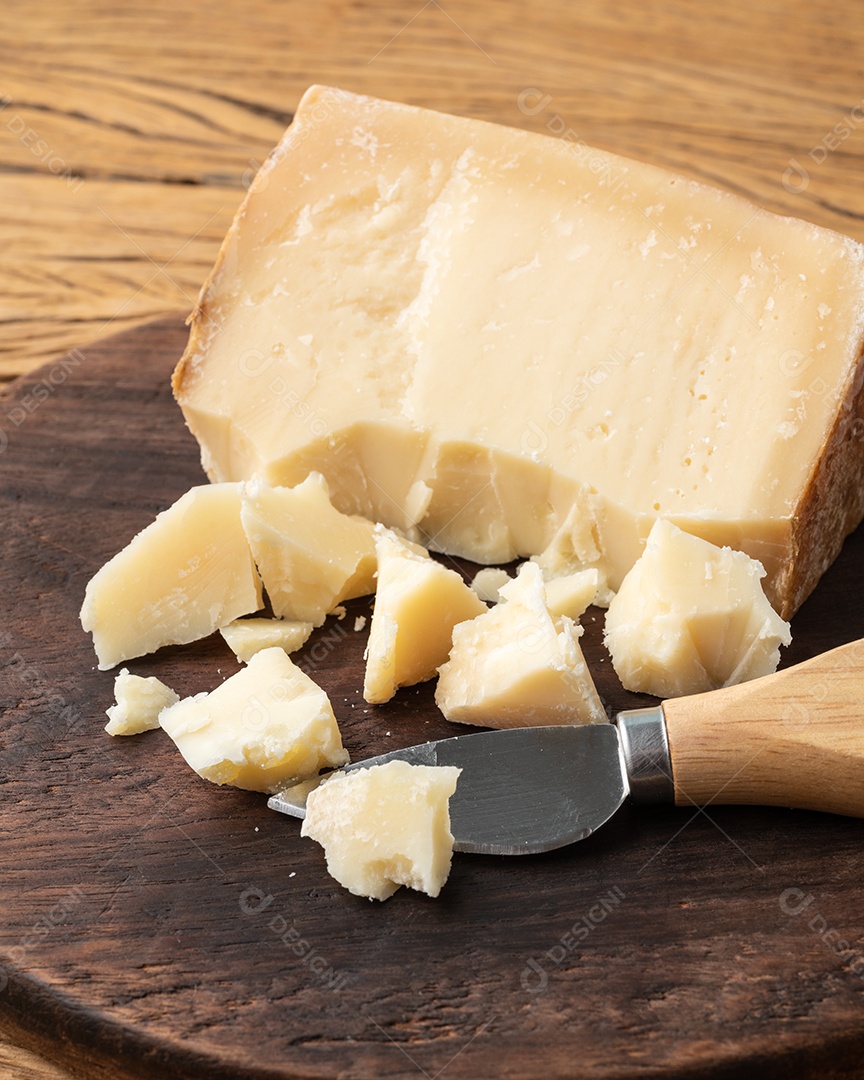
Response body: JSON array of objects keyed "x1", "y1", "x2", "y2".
[
  {"x1": 363, "y1": 526, "x2": 486, "y2": 704},
  {"x1": 158, "y1": 646, "x2": 348, "y2": 792},
  {"x1": 173, "y1": 85, "x2": 864, "y2": 620},
  {"x1": 105, "y1": 669, "x2": 179, "y2": 736},
  {"x1": 300, "y1": 760, "x2": 461, "y2": 900},
  {"x1": 219, "y1": 617, "x2": 313, "y2": 662},
  {"x1": 543, "y1": 569, "x2": 599, "y2": 621},
  {"x1": 435, "y1": 561, "x2": 606, "y2": 727},
  {"x1": 80, "y1": 483, "x2": 263, "y2": 669},
  {"x1": 603, "y1": 518, "x2": 792, "y2": 698},
  {"x1": 240, "y1": 473, "x2": 376, "y2": 626}
]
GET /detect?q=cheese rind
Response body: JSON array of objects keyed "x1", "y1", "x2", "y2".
[
  {"x1": 363, "y1": 526, "x2": 486, "y2": 704},
  {"x1": 158, "y1": 646, "x2": 348, "y2": 792},
  {"x1": 105, "y1": 669, "x2": 179, "y2": 736},
  {"x1": 80, "y1": 483, "x2": 263, "y2": 669},
  {"x1": 300, "y1": 760, "x2": 461, "y2": 900},
  {"x1": 435, "y1": 561, "x2": 606, "y2": 727},
  {"x1": 173, "y1": 85, "x2": 864, "y2": 619},
  {"x1": 219, "y1": 618, "x2": 314, "y2": 662},
  {"x1": 240, "y1": 473, "x2": 376, "y2": 626},
  {"x1": 603, "y1": 519, "x2": 791, "y2": 698}
]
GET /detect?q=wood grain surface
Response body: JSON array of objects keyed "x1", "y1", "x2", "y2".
[
  {"x1": 4, "y1": 0, "x2": 864, "y2": 381},
  {"x1": 1, "y1": 317, "x2": 864, "y2": 1080},
  {"x1": 5, "y1": 2, "x2": 864, "y2": 1076}
]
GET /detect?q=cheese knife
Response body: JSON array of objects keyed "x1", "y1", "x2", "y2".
[{"x1": 268, "y1": 639, "x2": 864, "y2": 854}]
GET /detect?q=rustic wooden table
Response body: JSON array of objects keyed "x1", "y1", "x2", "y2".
[{"x1": 4, "y1": 1, "x2": 864, "y2": 1076}]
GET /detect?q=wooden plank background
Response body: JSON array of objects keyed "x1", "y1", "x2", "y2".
[{"x1": 4, "y1": 0, "x2": 864, "y2": 1075}]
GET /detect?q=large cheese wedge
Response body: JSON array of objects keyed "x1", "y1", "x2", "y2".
[
  {"x1": 240, "y1": 473, "x2": 376, "y2": 626},
  {"x1": 435, "y1": 561, "x2": 606, "y2": 726},
  {"x1": 604, "y1": 519, "x2": 791, "y2": 698},
  {"x1": 158, "y1": 646, "x2": 348, "y2": 793},
  {"x1": 81, "y1": 483, "x2": 262, "y2": 669},
  {"x1": 173, "y1": 85, "x2": 864, "y2": 619},
  {"x1": 301, "y1": 760, "x2": 461, "y2": 900},
  {"x1": 363, "y1": 526, "x2": 486, "y2": 704}
]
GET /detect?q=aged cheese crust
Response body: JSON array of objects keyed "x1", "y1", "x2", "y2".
[{"x1": 173, "y1": 86, "x2": 864, "y2": 619}]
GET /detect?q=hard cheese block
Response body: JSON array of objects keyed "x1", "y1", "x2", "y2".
[
  {"x1": 173, "y1": 85, "x2": 864, "y2": 619},
  {"x1": 435, "y1": 561, "x2": 606, "y2": 727},
  {"x1": 301, "y1": 760, "x2": 461, "y2": 901},
  {"x1": 159, "y1": 646, "x2": 348, "y2": 793},
  {"x1": 604, "y1": 519, "x2": 791, "y2": 698},
  {"x1": 81, "y1": 483, "x2": 262, "y2": 669}
]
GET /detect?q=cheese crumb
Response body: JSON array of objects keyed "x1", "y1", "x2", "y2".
[{"x1": 105, "y1": 669, "x2": 179, "y2": 736}]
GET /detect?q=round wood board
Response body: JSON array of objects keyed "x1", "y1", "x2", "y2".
[{"x1": 1, "y1": 316, "x2": 863, "y2": 1080}]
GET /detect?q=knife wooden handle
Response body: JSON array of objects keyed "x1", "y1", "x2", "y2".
[{"x1": 662, "y1": 639, "x2": 864, "y2": 817}]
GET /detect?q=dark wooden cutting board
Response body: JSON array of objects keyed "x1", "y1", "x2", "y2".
[{"x1": 1, "y1": 316, "x2": 864, "y2": 1080}]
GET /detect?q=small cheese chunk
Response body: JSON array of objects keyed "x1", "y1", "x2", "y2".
[
  {"x1": 173, "y1": 85, "x2": 864, "y2": 619},
  {"x1": 470, "y1": 567, "x2": 512, "y2": 603},
  {"x1": 158, "y1": 646, "x2": 348, "y2": 792},
  {"x1": 603, "y1": 519, "x2": 792, "y2": 698},
  {"x1": 220, "y1": 618, "x2": 313, "y2": 662},
  {"x1": 543, "y1": 568, "x2": 600, "y2": 620},
  {"x1": 363, "y1": 527, "x2": 486, "y2": 704},
  {"x1": 301, "y1": 760, "x2": 461, "y2": 901},
  {"x1": 240, "y1": 473, "x2": 376, "y2": 626},
  {"x1": 435, "y1": 561, "x2": 606, "y2": 727},
  {"x1": 80, "y1": 483, "x2": 263, "y2": 670},
  {"x1": 105, "y1": 669, "x2": 179, "y2": 736}
]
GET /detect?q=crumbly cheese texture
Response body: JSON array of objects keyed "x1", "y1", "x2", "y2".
[
  {"x1": 435, "y1": 561, "x2": 606, "y2": 727},
  {"x1": 219, "y1": 617, "x2": 314, "y2": 662},
  {"x1": 81, "y1": 483, "x2": 263, "y2": 670},
  {"x1": 603, "y1": 519, "x2": 792, "y2": 698},
  {"x1": 173, "y1": 85, "x2": 864, "y2": 620},
  {"x1": 300, "y1": 760, "x2": 461, "y2": 901},
  {"x1": 105, "y1": 669, "x2": 179, "y2": 736},
  {"x1": 363, "y1": 526, "x2": 486, "y2": 704},
  {"x1": 158, "y1": 646, "x2": 348, "y2": 792},
  {"x1": 240, "y1": 473, "x2": 376, "y2": 626}
]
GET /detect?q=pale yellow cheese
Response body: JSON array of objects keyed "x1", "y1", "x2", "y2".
[
  {"x1": 105, "y1": 669, "x2": 179, "y2": 736},
  {"x1": 240, "y1": 473, "x2": 376, "y2": 626},
  {"x1": 300, "y1": 760, "x2": 460, "y2": 900},
  {"x1": 435, "y1": 561, "x2": 606, "y2": 727},
  {"x1": 603, "y1": 519, "x2": 792, "y2": 698},
  {"x1": 363, "y1": 526, "x2": 486, "y2": 704},
  {"x1": 173, "y1": 85, "x2": 864, "y2": 620},
  {"x1": 542, "y1": 568, "x2": 599, "y2": 620},
  {"x1": 470, "y1": 566, "x2": 511, "y2": 603},
  {"x1": 219, "y1": 617, "x2": 313, "y2": 662},
  {"x1": 158, "y1": 646, "x2": 348, "y2": 792},
  {"x1": 81, "y1": 483, "x2": 263, "y2": 670}
]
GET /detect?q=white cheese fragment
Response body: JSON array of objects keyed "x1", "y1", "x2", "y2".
[
  {"x1": 301, "y1": 760, "x2": 460, "y2": 901},
  {"x1": 363, "y1": 526, "x2": 486, "y2": 704},
  {"x1": 219, "y1": 618, "x2": 313, "y2": 662},
  {"x1": 435, "y1": 562, "x2": 606, "y2": 727},
  {"x1": 240, "y1": 473, "x2": 376, "y2": 626},
  {"x1": 544, "y1": 568, "x2": 600, "y2": 620},
  {"x1": 104, "y1": 669, "x2": 179, "y2": 736},
  {"x1": 80, "y1": 483, "x2": 263, "y2": 670},
  {"x1": 470, "y1": 566, "x2": 511, "y2": 603},
  {"x1": 158, "y1": 647, "x2": 348, "y2": 792},
  {"x1": 603, "y1": 518, "x2": 792, "y2": 698},
  {"x1": 173, "y1": 85, "x2": 864, "y2": 619}
]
